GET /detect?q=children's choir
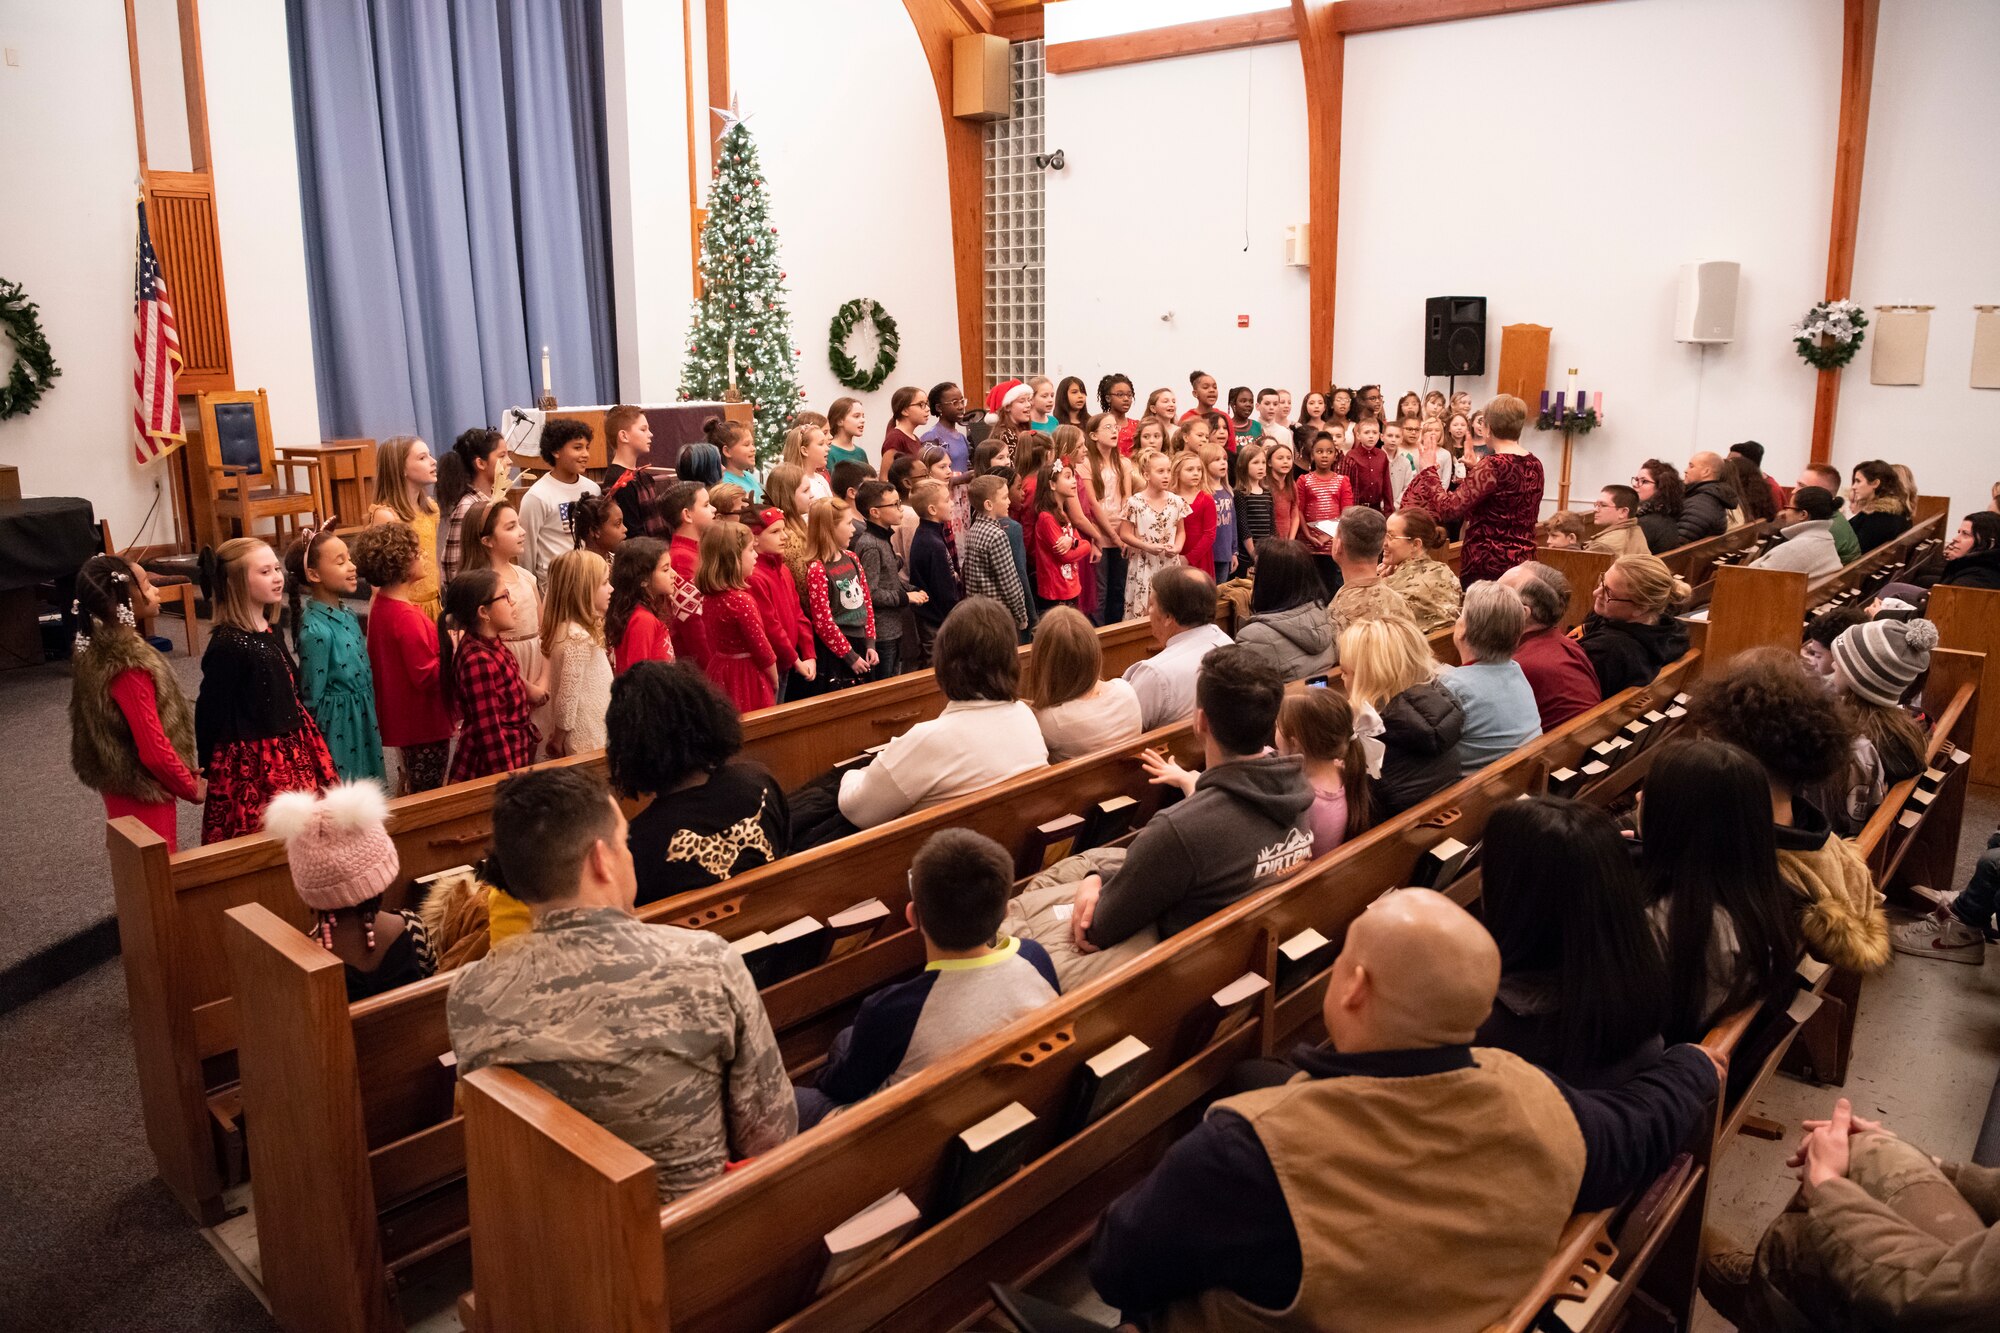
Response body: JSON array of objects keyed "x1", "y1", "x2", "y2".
[{"x1": 74, "y1": 372, "x2": 1568, "y2": 842}]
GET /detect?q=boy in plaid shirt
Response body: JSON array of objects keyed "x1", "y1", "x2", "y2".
[{"x1": 961, "y1": 475, "x2": 1030, "y2": 632}]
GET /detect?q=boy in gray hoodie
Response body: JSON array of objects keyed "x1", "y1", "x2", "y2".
[{"x1": 1074, "y1": 645, "x2": 1315, "y2": 947}]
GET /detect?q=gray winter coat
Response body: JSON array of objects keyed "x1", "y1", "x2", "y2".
[{"x1": 1236, "y1": 602, "x2": 1337, "y2": 680}]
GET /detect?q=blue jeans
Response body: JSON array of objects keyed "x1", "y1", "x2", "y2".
[{"x1": 1948, "y1": 829, "x2": 2000, "y2": 929}]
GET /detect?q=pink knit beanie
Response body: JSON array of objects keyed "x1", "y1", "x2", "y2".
[{"x1": 262, "y1": 781, "x2": 400, "y2": 911}]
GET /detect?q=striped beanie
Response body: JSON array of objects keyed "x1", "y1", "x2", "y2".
[{"x1": 1831, "y1": 617, "x2": 1938, "y2": 708}]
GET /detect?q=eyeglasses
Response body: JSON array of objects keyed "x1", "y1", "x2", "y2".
[
  {"x1": 1593, "y1": 578, "x2": 1637, "y2": 606},
  {"x1": 482, "y1": 588, "x2": 514, "y2": 607}
]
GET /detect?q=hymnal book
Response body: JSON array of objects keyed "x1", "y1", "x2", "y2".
[
  {"x1": 1087, "y1": 794, "x2": 1142, "y2": 837},
  {"x1": 1787, "y1": 990, "x2": 1824, "y2": 1025},
  {"x1": 1909, "y1": 786, "x2": 1936, "y2": 810},
  {"x1": 1664, "y1": 702, "x2": 1688, "y2": 720},
  {"x1": 815, "y1": 1190, "x2": 922, "y2": 1295},
  {"x1": 415, "y1": 863, "x2": 474, "y2": 887},
  {"x1": 1580, "y1": 759, "x2": 1611, "y2": 781},
  {"x1": 1182, "y1": 972, "x2": 1272, "y2": 1051},
  {"x1": 1063, "y1": 1035, "x2": 1152, "y2": 1134},
  {"x1": 825, "y1": 899, "x2": 892, "y2": 961},
  {"x1": 1610, "y1": 735, "x2": 1635, "y2": 754},
  {"x1": 1029, "y1": 812, "x2": 1087, "y2": 869},
  {"x1": 932, "y1": 1102, "x2": 1037, "y2": 1218},
  {"x1": 1589, "y1": 740, "x2": 1620, "y2": 765},
  {"x1": 1276, "y1": 927, "x2": 1334, "y2": 993},
  {"x1": 1796, "y1": 956, "x2": 1831, "y2": 987},
  {"x1": 733, "y1": 916, "x2": 829, "y2": 987},
  {"x1": 1548, "y1": 767, "x2": 1583, "y2": 799},
  {"x1": 1673, "y1": 693, "x2": 1692, "y2": 706},
  {"x1": 1951, "y1": 748, "x2": 1972, "y2": 767},
  {"x1": 1622, "y1": 719, "x2": 1651, "y2": 741},
  {"x1": 1643, "y1": 709, "x2": 1667, "y2": 725},
  {"x1": 1918, "y1": 767, "x2": 1946, "y2": 791},
  {"x1": 1897, "y1": 809, "x2": 1923, "y2": 831},
  {"x1": 1410, "y1": 837, "x2": 1475, "y2": 889}
]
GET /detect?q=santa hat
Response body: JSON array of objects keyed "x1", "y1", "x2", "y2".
[
  {"x1": 984, "y1": 379, "x2": 1031, "y2": 423},
  {"x1": 263, "y1": 781, "x2": 400, "y2": 914},
  {"x1": 745, "y1": 506, "x2": 785, "y2": 534}
]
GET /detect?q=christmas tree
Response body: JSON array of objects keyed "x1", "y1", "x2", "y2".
[{"x1": 679, "y1": 122, "x2": 806, "y2": 463}]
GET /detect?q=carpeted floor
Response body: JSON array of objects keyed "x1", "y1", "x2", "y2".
[
  {"x1": 0, "y1": 961, "x2": 275, "y2": 1332},
  {"x1": 0, "y1": 650, "x2": 204, "y2": 990}
]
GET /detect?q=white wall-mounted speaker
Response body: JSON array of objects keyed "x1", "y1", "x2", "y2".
[
  {"x1": 1675, "y1": 260, "x2": 1740, "y2": 343},
  {"x1": 1284, "y1": 223, "x2": 1311, "y2": 268}
]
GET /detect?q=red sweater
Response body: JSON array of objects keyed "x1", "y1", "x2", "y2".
[
  {"x1": 749, "y1": 551, "x2": 811, "y2": 674},
  {"x1": 1180, "y1": 490, "x2": 1217, "y2": 567},
  {"x1": 1033, "y1": 509, "x2": 1097, "y2": 601},
  {"x1": 366, "y1": 594, "x2": 453, "y2": 747},
  {"x1": 615, "y1": 606, "x2": 672, "y2": 676},
  {"x1": 669, "y1": 534, "x2": 710, "y2": 666}
]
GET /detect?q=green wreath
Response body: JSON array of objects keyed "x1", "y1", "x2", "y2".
[
  {"x1": 827, "y1": 298, "x2": 899, "y2": 393},
  {"x1": 0, "y1": 278, "x2": 61, "y2": 421},
  {"x1": 1792, "y1": 298, "x2": 1868, "y2": 371}
]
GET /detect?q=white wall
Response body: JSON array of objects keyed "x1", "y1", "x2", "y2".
[
  {"x1": 727, "y1": 0, "x2": 960, "y2": 460},
  {"x1": 1835, "y1": 0, "x2": 2000, "y2": 521},
  {"x1": 1335, "y1": 0, "x2": 1841, "y2": 505},
  {"x1": 0, "y1": 0, "x2": 318, "y2": 547},
  {"x1": 1044, "y1": 31, "x2": 1310, "y2": 417},
  {"x1": 602, "y1": 0, "x2": 696, "y2": 405}
]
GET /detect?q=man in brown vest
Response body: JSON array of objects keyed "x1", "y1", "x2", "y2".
[{"x1": 1088, "y1": 889, "x2": 1720, "y2": 1331}]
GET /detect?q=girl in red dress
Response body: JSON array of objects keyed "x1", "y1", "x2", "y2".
[
  {"x1": 1268, "y1": 441, "x2": 1301, "y2": 544},
  {"x1": 196, "y1": 538, "x2": 337, "y2": 843},
  {"x1": 68, "y1": 555, "x2": 204, "y2": 849},
  {"x1": 1173, "y1": 451, "x2": 1217, "y2": 570},
  {"x1": 606, "y1": 537, "x2": 675, "y2": 675},
  {"x1": 696, "y1": 522, "x2": 778, "y2": 712},
  {"x1": 438, "y1": 569, "x2": 542, "y2": 782},
  {"x1": 1293, "y1": 433, "x2": 1355, "y2": 595},
  {"x1": 1031, "y1": 460, "x2": 1096, "y2": 611}
]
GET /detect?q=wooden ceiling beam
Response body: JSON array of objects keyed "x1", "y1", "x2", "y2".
[
  {"x1": 902, "y1": 0, "x2": 990, "y2": 391},
  {"x1": 1293, "y1": 1, "x2": 1343, "y2": 393},
  {"x1": 1046, "y1": 9, "x2": 1296, "y2": 76},
  {"x1": 1811, "y1": 0, "x2": 1880, "y2": 465}
]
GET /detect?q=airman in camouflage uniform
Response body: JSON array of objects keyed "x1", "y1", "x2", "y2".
[
  {"x1": 1329, "y1": 578, "x2": 1417, "y2": 638},
  {"x1": 448, "y1": 906, "x2": 797, "y2": 1200}
]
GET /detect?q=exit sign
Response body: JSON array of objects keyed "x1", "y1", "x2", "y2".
[{"x1": 1236, "y1": 314, "x2": 1250, "y2": 329}]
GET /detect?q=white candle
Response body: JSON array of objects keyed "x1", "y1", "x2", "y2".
[
  {"x1": 727, "y1": 334, "x2": 737, "y2": 388},
  {"x1": 1566, "y1": 367, "x2": 1578, "y2": 402},
  {"x1": 541, "y1": 346, "x2": 552, "y2": 395}
]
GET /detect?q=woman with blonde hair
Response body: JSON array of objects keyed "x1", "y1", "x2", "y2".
[
  {"x1": 539, "y1": 549, "x2": 612, "y2": 756},
  {"x1": 367, "y1": 436, "x2": 442, "y2": 618},
  {"x1": 1380, "y1": 507, "x2": 1462, "y2": 634},
  {"x1": 1027, "y1": 606, "x2": 1144, "y2": 761},
  {"x1": 1577, "y1": 554, "x2": 1692, "y2": 695},
  {"x1": 1340, "y1": 615, "x2": 1463, "y2": 815}
]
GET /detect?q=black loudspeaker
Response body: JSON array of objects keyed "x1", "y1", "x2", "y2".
[{"x1": 1424, "y1": 296, "x2": 1487, "y2": 377}]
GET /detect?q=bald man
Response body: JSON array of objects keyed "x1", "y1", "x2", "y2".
[
  {"x1": 1089, "y1": 890, "x2": 1719, "y2": 1331},
  {"x1": 1679, "y1": 451, "x2": 1740, "y2": 543}
]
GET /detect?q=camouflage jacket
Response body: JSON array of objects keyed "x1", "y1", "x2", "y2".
[
  {"x1": 1329, "y1": 578, "x2": 1416, "y2": 638},
  {"x1": 447, "y1": 907, "x2": 796, "y2": 1200}
]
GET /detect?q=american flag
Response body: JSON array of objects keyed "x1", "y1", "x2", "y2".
[{"x1": 133, "y1": 199, "x2": 184, "y2": 463}]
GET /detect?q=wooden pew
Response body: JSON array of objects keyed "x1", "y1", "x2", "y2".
[
  {"x1": 1928, "y1": 584, "x2": 2000, "y2": 785},
  {"x1": 454, "y1": 653, "x2": 1704, "y2": 1333},
  {"x1": 1498, "y1": 649, "x2": 1980, "y2": 1332},
  {"x1": 114, "y1": 614, "x2": 1165, "y2": 1226},
  {"x1": 222, "y1": 715, "x2": 1211, "y2": 1333}
]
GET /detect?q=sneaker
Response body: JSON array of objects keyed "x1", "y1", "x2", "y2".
[
  {"x1": 1698, "y1": 1228, "x2": 1757, "y2": 1327},
  {"x1": 1891, "y1": 911, "x2": 1986, "y2": 964},
  {"x1": 1912, "y1": 888, "x2": 2000, "y2": 942}
]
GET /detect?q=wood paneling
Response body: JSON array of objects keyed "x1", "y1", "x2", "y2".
[
  {"x1": 902, "y1": 0, "x2": 988, "y2": 389},
  {"x1": 1927, "y1": 584, "x2": 2000, "y2": 785},
  {"x1": 1293, "y1": 3, "x2": 1343, "y2": 391},
  {"x1": 1047, "y1": 8, "x2": 1296, "y2": 76},
  {"x1": 145, "y1": 175, "x2": 233, "y2": 390},
  {"x1": 1810, "y1": 0, "x2": 1881, "y2": 465},
  {"x1": 1330, "y1": 0, "x2": 1610, "y2": 35},
  {"x1": 704, "y1": 0, "x2": 729, "y2": 122}
]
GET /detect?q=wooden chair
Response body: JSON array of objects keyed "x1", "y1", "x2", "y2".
[
  {"x1": 99, "y1": 520, "x2": 201, "y2": 656},
  {"x1": 195, "y1": 388, "x2": 324, "y2": 548}
]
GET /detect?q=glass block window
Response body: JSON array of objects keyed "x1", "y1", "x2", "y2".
[{"x1": 983, "y1": 40, "x2": 1045, "y2": 389}]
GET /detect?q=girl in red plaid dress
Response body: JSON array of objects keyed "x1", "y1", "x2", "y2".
[
  {"x1": 438, "y1": 570, "x2": 543, "y2": 783},
  {"x1": 695, "y1": 522, "x2": 778, "y2": 712}
]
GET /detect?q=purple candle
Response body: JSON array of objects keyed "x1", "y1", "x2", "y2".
[{"x1": 1539, "y1": 391, "x2": 1550, "y2": 415}]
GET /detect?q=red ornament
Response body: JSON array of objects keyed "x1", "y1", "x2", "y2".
[{"x1": 732, "y1": 194, "x2": 741, "y2": 202}]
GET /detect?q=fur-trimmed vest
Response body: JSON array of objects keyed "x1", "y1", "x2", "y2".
[
  {"x1": 1778, "y1": 828, "x2": 1891, "y2": 972},
  {"x1": 70, "y1": 630, "x2": 197, "y2": 804}
]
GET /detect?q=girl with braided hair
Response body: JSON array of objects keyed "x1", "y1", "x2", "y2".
[
  {"x1": 284, "y1": 527, "x2": 384, "y2": 783},
  {"x1": 68, "y1": 554, "x2": 205, "y2": 848}
]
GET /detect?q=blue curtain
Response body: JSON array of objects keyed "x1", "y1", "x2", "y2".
[{"x1": 287, "y1": 0, "x2": 616, "y2": 452}]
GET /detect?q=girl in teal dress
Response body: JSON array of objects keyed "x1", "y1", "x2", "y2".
[{"x1": 286, "y1": 529, "x2": 386, "y2": 783}]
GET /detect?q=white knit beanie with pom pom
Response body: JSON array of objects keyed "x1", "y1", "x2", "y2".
[{"x1": 262, "y1": 781, "x2": 400, "y2": 911}]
